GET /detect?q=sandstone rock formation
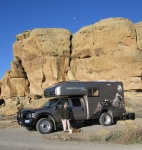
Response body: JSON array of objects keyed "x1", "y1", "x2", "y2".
[
  {"x1": 0, "y1": 56, "x2": 29, "y2": 97},
  {"x1": 71, "y1": 18, "x2": 142, "y2": 91},
  {"x1": 13, "y1": 28, "x2": 71, "y2": 95},
  {"x1": 0, "y1": 17, "x2": 142, "y2": 98}
]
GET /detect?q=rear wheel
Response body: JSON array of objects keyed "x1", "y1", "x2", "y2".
[
  {"x1": 36, "y1": 118, "x2": 53, "y2": 134},
  {"x1": 99, "y1": 113, "x2": 112, "y2": 126}
]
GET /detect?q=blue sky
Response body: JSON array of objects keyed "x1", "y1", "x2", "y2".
[{"x1": 0, "y1": 0, "x2": 142, "y2": 79}]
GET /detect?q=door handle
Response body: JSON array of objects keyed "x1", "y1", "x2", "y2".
[{"x1": 82, "y1": 108, "x2": 84, "y2": 111}]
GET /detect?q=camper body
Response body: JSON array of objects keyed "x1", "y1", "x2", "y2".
[{"x1": 17, "y1": 81, "x2": 135, "y2": 134}]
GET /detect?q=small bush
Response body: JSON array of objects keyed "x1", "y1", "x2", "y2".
[{"x1": 111, "y1": 119, "x2": 142, "y2": 144}]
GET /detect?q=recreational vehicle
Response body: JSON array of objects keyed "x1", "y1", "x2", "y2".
[{"x1": 17, "y1": 81, "x2": 135, "y2": 134}]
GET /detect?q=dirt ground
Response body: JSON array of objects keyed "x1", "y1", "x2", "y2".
[
  {"x1": 0, "y1": 120, "x2": 19, "y2": 129},
  {"x1": 0, "y1": 94, "x2": 142, "y2": 143},
  {"x1": 0, "y1": 118, "x2": 116, "y2": 142},
  {"x1": 1, "y1": 128, "x2": 142, "y2": 150},
  {"x1": 1, "y1": 114, "x2": 142, "y2": 145}
]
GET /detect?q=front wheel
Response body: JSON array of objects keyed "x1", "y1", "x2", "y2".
[
  {"x1": 99, "y1": 113, "x2": 112, "y2": 126},
  {"x1": 36, "y1": 118, "x2": 53, "y2": 134}
]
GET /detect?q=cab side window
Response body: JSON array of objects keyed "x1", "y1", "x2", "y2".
[
  {"x1": 57, "y1": 99, "x2": 68, "y2": 107},
  {"x1": 71, "y1": 98, "x2": 81, "y2": 107}
]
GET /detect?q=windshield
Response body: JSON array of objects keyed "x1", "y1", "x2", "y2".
[{"x1": 42, "y1": 98, "x2": 59, "y2": 108}]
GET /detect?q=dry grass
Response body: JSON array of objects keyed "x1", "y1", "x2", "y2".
[
  {"x1": 113, "y1": 92, "x2": 142, "y2": 144},
  {"x1": 92, "y1": 119, "x2": 142, "y2": 144},
  {"x1": 125, "y1": 92, "x2": 142, "y2": 118},
  {"x1": 113, "y1": 119, "x2": 142, "y2": 144}
]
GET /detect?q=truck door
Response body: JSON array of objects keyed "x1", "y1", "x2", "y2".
[
  {"x1": 70, "y1": 98, "x2": 86, "y2": 121},
  {"x1": 53, "y1": 98, "x2": 69, "y2": 123}
]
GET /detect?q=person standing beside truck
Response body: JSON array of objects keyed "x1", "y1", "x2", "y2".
[{"x1": 61, "y1": 102, "x2": 71, "y2": 132}]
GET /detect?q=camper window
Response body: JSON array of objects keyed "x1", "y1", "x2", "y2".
[
  {"x1": 88, "y1": 88, "x2": 99, "y2": 97},
  {"x1": 71, "y1": 98, "x2": 81, "y2": 107},
  {"x1": 44, "y1": 90, "x2": 55, "y2": 97}
]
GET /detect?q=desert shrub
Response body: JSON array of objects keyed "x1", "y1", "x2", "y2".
[
  {"x1": 114, "y1": 126, "x2": 142, "y2": 144},
  {"x1": 125, "y1": 97, "x2": 142, "y2": 118},
  {"x1": 112, "y1": 120, "x2": 142, "y2": 144}
]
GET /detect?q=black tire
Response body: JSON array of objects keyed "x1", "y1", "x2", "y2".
[
  {"x1": 36, "y1": 118, "x2": 53, "y2": 134},
  {"x1": 99, "y1": 113, "x2": 112, "y2": 126}
]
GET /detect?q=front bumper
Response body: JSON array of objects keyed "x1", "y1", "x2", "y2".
[
  {"x1": 17, "y1": 118, "x2": 35, "y2": 126},
  {"x1": 17, "y1": 112, "x2": 36, "y2": 127}
]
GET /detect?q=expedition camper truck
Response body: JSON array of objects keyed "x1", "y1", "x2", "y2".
[{"x1": 17, "y1": 81, "x2": 135, "y2": 134}]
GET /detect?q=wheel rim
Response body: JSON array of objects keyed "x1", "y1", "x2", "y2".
[
  {"x1": 103, "y1": 115, "x2": 111, "y2": 125},
  {"x1": 40, "y1": 121, "x2": 51, "y2": 132}
]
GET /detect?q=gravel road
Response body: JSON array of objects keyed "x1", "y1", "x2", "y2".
[{"x1": 0, "y1": 127, "x2": 142, "y2": 150}]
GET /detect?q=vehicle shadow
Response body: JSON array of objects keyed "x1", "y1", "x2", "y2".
[{"x1": 53, "y1": 120, "x2": 101, "y2": 133}]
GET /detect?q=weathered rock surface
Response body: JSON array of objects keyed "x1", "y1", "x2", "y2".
[
  {"x1": 0, "y1": 17, "x2": 142, "y2": 99},
  {"x1": 9, "y1": 28, "x2": 71, "y2": 95},
  {"x1": 71, "y1": 18, "x2": 142, "y2": 91},
  {"x1": 135, "y1": 22, "x2": 142, "y2": 50},
  {"x1": 0, "y1": 56, "x2": 29, "y2": 97}
]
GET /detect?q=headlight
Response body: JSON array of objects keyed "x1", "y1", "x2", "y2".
[
  {"x1": 26, "y1": 113, "x2": 35, "y2": 119},
  {"x1": 17, "y1": 112, "x2": 23, "y2": 118}
]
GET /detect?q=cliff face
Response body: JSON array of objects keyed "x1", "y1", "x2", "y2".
[
  {"x1": 12, "y1": 28, "x2": 71, "y2": 95},
  {"x1": 0, "y1": 18, "x2": 142, "y2": 97},
  {"x1": 71, "y1": 18, "x2": 142, "y2": 91}
]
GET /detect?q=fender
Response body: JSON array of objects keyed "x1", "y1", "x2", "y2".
[{"x1": 35, "y1": 112, "x2": 56, "y2": 130}]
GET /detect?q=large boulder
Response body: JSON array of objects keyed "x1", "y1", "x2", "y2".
[
  {"x1": 13, "y1": 28, "x2": 71, "y2": 94},
  {"x1": 70, "y1": 18, "x2": 142, "y2": 91},
  {"x1": 0, "y1": 57, "x2": 29, "y2": 97}
]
